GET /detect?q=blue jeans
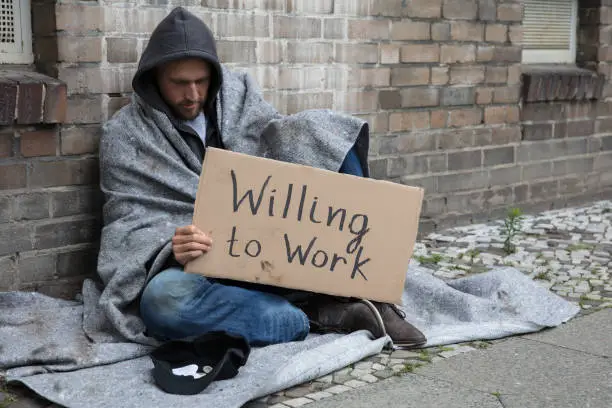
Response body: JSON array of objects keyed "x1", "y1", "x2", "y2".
[
  {"x1": 140, "y1": 146, "x2": 364, "y2": 346},
  {"x1": 140, "y1": 268, "x2": 310, "y2": 346}
]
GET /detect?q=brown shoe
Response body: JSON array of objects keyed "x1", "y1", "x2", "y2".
[
  {"x1": 299, "y1": 296, "x2": 386, "y2": 339},
  {"x1": 369, "y1": 301, "x2": 426, "y2": 348}
]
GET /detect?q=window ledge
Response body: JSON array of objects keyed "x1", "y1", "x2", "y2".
[
  {"x1": 521, "y1": 64, "x2": 605, "y2": 103},
  {"x1": 0, "y1": 70, "x2": 66, "y2": 125}
]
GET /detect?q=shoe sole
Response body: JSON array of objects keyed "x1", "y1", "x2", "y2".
[
  {"x1": 391, "y1": 339, "x2": 427, "y2": 348},
  {"x1": 358, "y1": 299, "x2": 387, "y2": 339},
  {"x1": 361, "y1": 299, "x2": 427, "y2": 348}
]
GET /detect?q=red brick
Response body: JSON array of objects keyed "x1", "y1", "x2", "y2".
[
  {"x1": 431, "y1": 110, "x2": 448, "y2": 128},
  {"x1": 57, "y1": 37, "x2": 103, "y2": 63},
  {"x1": 0, "y1": 164, "x2": 26, "y2": 190},
  {"x1": 497, "y1": 3, "x2": 522, "y2": 22},
  {"x1": 287, "y1": 42, "x2": 333, "y2": 63},
  {"x1": 485, "y1": 105, "x2": 519, "y2": 124},
  {"x1": 443, "y1": 0, "x2": 478, "y2": 20},
  {"x1": 476, "y1": 87, "x2": 494, "y2": 104},
  {"x1": 401, "y1": 88, "x2": 439, "y2": 108},
  {"x1": 451, "y1": 21, "x2": 484, "y2": 41},
  {"x1": 485, "y1": 66, "x2": 508, "y2": 84},
  {"x1": 401, "y1": 44, "x2": 440, "y2": 63},
  {"x1": 493, "y1": 86, "x2": 520, "y2": 103},
  {"x1": 43, "y1": 82, "x2": 67, "y2": 124},
  {"x1": 20, "y1": 129, "x2": 58, "y2": 157},
  {"x1": 336, "y1": 43, "x2": 378, "y2": 63},
  {"x1": 345, "y1": 68, "x2": 390, "y2": 88},
  {"x1": 286, "y1": 92, "x2": 333, "y2": 114},
  {"x1": 391, "y1": 68, "x2": 430, "y2": 86},
  {"x1": 432, "y1": 22, "x2": 451, "y2": 41},
  {"x1": 349, "y1": 19, "x2": 390, "y2": 40},
  {"x1": 0, "y1": 79, "x2": 17, "y2": 125},
  {"x1": 56, "y1": 4, "x2": 103, "y2": 32},
  {"x1": 404, "y1": 0, "x2": 442, "y2": 18},
  {"x1": 492, "y1": 46, "x2": 521, "y2": 62},
  {"x1": 0, "y1": 132, "x2": 12, "y2": 158},
  {"x1": 508, "y1": 64, "x2": 521, "y2": 85},
  {"x1": 380, "y1": 44, "x2": 400, "y2": 64},
  {"x1": 273, "y1": 16, "x2": 321, "y2": 38},
  {"x1": 324, "y1": 19, "x2": 346, "y2": 39},
  {"x1": 449, "y1": 108, "x2": 483, "y2": 127},
  {"x1": 486, "y1": 24, "x2": 507, "y2": 43},
  {"x1": 432, "y1": 67, "x2": 449, "y2": 85},
  {"x1": 509, "y1": 25, "x2": 522, "y2": 45},
  {"x1": 335, "y1": 91, "x2": 378, "y2": 113},
  {"x1": 477, "y1": 46, "x2": 495, "y2": 62},
  {"x1": 106, "y1": 38, "x2": 139, "y2": 63},
  {"x1": 450, "y1": 66, "x2": 485, "y2": 85},
  {"x1": 441, "y1": 45, "x2": 476, "y2": 64},
  {"x1": 391, "y1": 21, "x2": 430, "y2": 40},
  {"x1": 379, "y1": 91, "x2": 401, "y2": 109},
  {"x1": 370, "y1": 1, "x2": 404, "y2": 16},
  {"x1": 389, "y1": 112, "x2": 430, "y2": 132},
  {"x1": 17, "y1": 81, "x2": 45, "y2": 125},
  {"x1": 29, "y1": 158, "x2": 99, "y2": 188},
  {"x1": 61, "y1": 126, "x2": 101, "y2": 156}
]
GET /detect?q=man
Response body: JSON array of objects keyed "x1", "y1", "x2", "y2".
[{"x1": 98, "y1": 7, "x2": 426, "y2": 348}]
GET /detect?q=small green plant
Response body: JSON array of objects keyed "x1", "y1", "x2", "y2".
[
  {"x1": 397, "y1": 362, "x2": 423, "y2": 375},
  {"x1": 414, "y1": 253, "x2": 443, "y2": 265},
  {"x1": 439, "y1": 346, "x2": 454, "y2": 352},
  {"x1": 491, "y1": 391, "x2": 501, "y2": 398},
  {"x1": 567, "y1": 243, "x2": 594, "y2": 252},
  {"x1": 534, "y1": 271, "x2": 550, "y2": 281},
  {"x1": 465, "y1": 249, "x2": 480, "y2": 264},
  {"x1": 502, "y1": 208, "x2": 523, "y2": 255},
  {"x1": 475, "y1": 341, "x2": 492, "y2": 349},
  {"x1": 467, "y1": 341, "x2": 491, "y2": 349},
  {"x1": 417, "y1": 350, "x2": 432, "y2": 362}
]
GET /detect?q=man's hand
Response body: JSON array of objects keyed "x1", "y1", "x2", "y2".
[{"x1": 172, "y1": 225, "x2": 213, "y2": 266}]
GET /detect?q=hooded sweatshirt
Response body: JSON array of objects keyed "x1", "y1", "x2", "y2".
[{"x1": 131, "y1": 7, "x2": 224, "y2": 159}]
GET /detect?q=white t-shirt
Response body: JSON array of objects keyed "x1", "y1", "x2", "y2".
[{"x1": 181, "y1": 111, "x2": 207, "y2": 145}]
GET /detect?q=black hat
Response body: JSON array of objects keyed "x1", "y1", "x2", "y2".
[{"x1": 150, "y1": 331, "x2": 250, "y2": 395}]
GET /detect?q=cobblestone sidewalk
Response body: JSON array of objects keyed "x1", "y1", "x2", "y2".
[
  {"x1": 2, "y1": 201, "x2": 611, "y2": 408},
  {"x1": 247, "y1": 200, "x2": 612, "y2": 408}
]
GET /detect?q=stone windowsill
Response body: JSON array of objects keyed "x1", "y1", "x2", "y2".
[
  {"x1": 0, "y1": 70, "x2": 67, "y2": 126},
  {"x1": 521, "y1": 64, "x2": 605, "y2": 103}
]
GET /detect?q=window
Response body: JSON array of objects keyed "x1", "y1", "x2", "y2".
[
  {"x1": 522, "y1": 0, "x2": 578, "y2": 64},
  {"x1": 0, "y1": 0, "x2": 32, "y2": 64}
]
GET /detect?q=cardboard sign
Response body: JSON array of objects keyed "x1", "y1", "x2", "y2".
[{"x1": 185, "y1": 147, "x2": 424, "y2": 304}]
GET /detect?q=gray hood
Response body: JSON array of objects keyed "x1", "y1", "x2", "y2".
[{"x1": 132, "y1": 7, "x2": 223, "y2": 115}]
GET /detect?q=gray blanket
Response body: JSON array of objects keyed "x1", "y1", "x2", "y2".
[
  {"x1": 1, "y1": 265, "x2": 579, "y2": 407},
  {"x1": 0, "y1": 66, "x2": 579, "y2": 406}
]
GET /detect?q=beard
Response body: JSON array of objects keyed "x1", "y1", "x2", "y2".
[{"x1": 172, "y1": 99, "x2": 205, "y2": 120}]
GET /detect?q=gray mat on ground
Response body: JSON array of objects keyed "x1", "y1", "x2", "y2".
[{"x1": 0, "y1": 265, "x2": 579, "y2": 408}]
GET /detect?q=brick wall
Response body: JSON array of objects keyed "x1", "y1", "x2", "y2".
[
  {"x1": 2, "y1": 0, "x2": 612, "y2": 296},
  {"x1": 0, "y1": 71, "x2": 100, "y2": 298}
]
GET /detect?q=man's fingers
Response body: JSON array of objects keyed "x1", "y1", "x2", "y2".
[
  {"x1": 175, "y1": 225, "x2": 204, "y2": 236},
  {"x1": 174, "y1": 242, "x2": 211, "y2": 254},
  {"x1": 176, "y1": 250, "x2": 205, "y2": 266},
  {"x1": 172, "y1": 233, "x2": 213, "y2": 246}
]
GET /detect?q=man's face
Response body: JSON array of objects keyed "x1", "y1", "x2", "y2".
[{"x1": 157, "y1": 58, "x2": 211, "y2": 121}]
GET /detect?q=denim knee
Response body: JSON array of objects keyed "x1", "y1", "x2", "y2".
[
  {"x1": 140, "y1": 268, "x2": 210, "y2": 337},
  {"x1": 255, "y1": 299, "x2": 310, "y2": 346}
]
